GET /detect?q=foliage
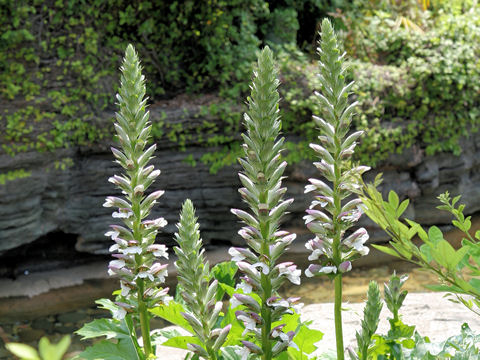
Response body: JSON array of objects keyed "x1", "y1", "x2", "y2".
[
  {"x1": 5, "y1": 336, "x2": 70, "y2": 360},
  {"x1": 0, "y1": 168, "x2": 31, "y2": 185},
  {"x1": 361, "y1": 176, "x2": 480, "y2": 316}
]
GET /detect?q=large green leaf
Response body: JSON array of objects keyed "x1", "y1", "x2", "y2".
[
  {"x1": 212, "y1": 261, "x2": 238, "y2": 301},
  {"x1": 149, "y1": 301, "x2": 194, "y2": 333},
  {"x1": 76, "y1": 318, "x2": 131, "y2": 340},
  {"x1": 290, "y1": 323, "x2": 323, "y2": 356},
  {"x1": 76, "y1": 339, "x2": 140, "y2": 360}
]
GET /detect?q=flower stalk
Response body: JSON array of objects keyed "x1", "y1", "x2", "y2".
[
  {"x1": 304, "y1": 19, "x2": 370, "y2": 360},
  {"x1": 230, "y1": 46, "x2": 301, "y2": 360},
  {"x1": 173, "y1": 199, "x2": 230, "y2": 359},
  {"x1": 104, "y1": 44, "x2": 171, "y2": 358}
]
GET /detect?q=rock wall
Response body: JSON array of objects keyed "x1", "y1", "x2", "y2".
[{"x1": 1, "y1": 100, "x2": 480, "y2": 260}]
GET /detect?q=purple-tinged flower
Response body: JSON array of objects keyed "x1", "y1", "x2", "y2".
[
  {"x1": 235, "y1": 345, "x2": 251, "y2": 360},
  {"x1": 339, "y1": 261, "x2": 352, "y2": 273},
  {"x1": 147, "y1": 244, "x2": 168, "y2": 258},
  {"x1": 232, "y1": 293, "x2": 261, "y2": 312},
  {"x1": 251, "y1": 262, "x2": 270, "y2": 275},
  {"x1": 277, "y1": 262, "x2": 301, "y2": 285},
  {"x1": 267, "y1": 296, "x2": 289, "y2": 308},
  {"x1": 112, "y1": 208, "x2": 133, "y2": 219},
  {"x1": 142, "y1": 217, "x2": 167, "y2": 229},
  {"x1": 237, "y1": 281, "x2": 253, "y2": 294},
  {"x1": 187, "y1": 343, "x2": 208, "y2": 358},
  {"x1": 241, "y1": 341, "x2": 263, "y2": 355},
  {"x1": 305, "y1": 264, "x2": 322, "y2": 278}
]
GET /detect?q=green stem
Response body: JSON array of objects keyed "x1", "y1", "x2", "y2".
[
  {"x1": 334, "y1": 274, "x2": 344, "y2": 360},
  {"x1": 137, "y1": 279, "x2": 152, "y2": 357}
]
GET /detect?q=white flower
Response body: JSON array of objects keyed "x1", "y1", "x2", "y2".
[
  {"x1": 308, "y1": 249, "x2": 323, "y2": 261},
  {"x1": 252, "y1": 262, "x2": 270, "y2": 275},
  {"x1": 319, "y1": 266, "x2": 337, "y2": 274},
  {"x1": 230, "y1": 296, "x2": 242, "y2": 309},
  {"x1": 148, "y1": 244, "x2": 169, "y2": 259},
  {"x1": 237, "y1": 281, "x2": 252, "y2": 294},
  {"x1": 109, "y1": 244, "x2": 119, "y2": 252},
  {"x1": 122, "y1": 246, "x2": 142, "y2": 255},
  {"x1": 237, "y1": 314, "x2": 257, "y2": 332},
  {"x1": 292, "y1": 302, "x2": 304, "y2": 313},
  {"x1": 112, "y1": 306, "x2": 127, "y2": 320},
  {"x1": 278, "y1": 263, "x2": 301, "y2": 285},
  {"x1": 143, "y1": 217, "x2": 167, "y2": 228},
  {"x1": 235, "y1": 346, "x2": 250, "y2": 360},
  {"x1": 344, "y1": 227, "x2": 370, "y2": 256},
  {"x1": 120, "y1": 281, "x2": 131, "y2": 296},
  {"x1": 112, "y1": 209, "x2": 133, "y2": 218},
  {"x1": 105, "y1": 230, "x2": 119, "y2": 239},
  {"x1": 229, "y1": 247, "x2": 246, "y2": 262},
  {"x1": 137, "y1": 271, "x2": 154, "y2": 281}
]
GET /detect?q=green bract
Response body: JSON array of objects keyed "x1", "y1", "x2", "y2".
[
  {"x1": 81, "y1": 44, "x2": 171, "y2": 359},
  {"x1": 303, "y1": 18, "x2": 370, "y2": 360},
  {"x1": 173, "y1": 199, "x2": 231, "y2": 359},
  {"x1": 229, "y1": 46, "x2": 301, "y2": 360}
]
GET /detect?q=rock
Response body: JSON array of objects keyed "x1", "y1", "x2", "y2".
[{"x1": 0, "y1": 98, "x2": 479, "y2": 268}]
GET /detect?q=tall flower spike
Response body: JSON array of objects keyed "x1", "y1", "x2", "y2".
[
  {"x1": 174, "y1": 199, "x2": 230, "y2": 360},
  {"x1": 105, "y1": 44, "x2": 170, "y2": 357},
  {"x1": 230, "y1": 46, "x2": 300, "y2": 360},
  {"x1": 304, "y1": 19, "x2": 370, "y2": 360}
]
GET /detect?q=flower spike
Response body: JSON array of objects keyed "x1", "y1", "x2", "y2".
[{"x1": 230, "y1": 46, "x2": 300, "y2": 360}]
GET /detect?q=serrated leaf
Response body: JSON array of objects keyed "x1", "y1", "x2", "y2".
[
  {"x1": 212, "y1": 261, "x2": 238, "y2": 300},
  {"x1": 290, "y1": 324, "x2": 324, "y2": 355},
  {"x1": 77, "y1": 339, "x2": 139, "y2": 360},
  {"x1": 76, "y1": 318, "x2": 130, "y2": 340},
  {"x1": 5, "y1": 343, "x2": 40, "y2": 360},
  {"x1": 149, "y1": 301, "x2": 194, "y2": 333}
]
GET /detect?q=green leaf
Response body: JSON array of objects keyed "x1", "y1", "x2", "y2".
[
  {"x1": 432, "y1": 240, "x2": 457, "y2": 270},
  {"x1": 290, "y1": 323, "x2": 323, "y2": 355},
  {"x1": 5, "y1": 343, "x2": 40, "y2": 360},
  {"x1": 372, "y1": 244, "x2": 401, "y2": 259},
  {"x1": 390, "y1": 242, "x2": 412, "y2": 260},
  {"x1": 78, "y1": 339, "x2": 139, "y2": 360},
  {"x1": 76, "y1": 318, "x2": 131, "y2": 340},
  {"x1": 149, "y1": 301, "x2": 194, "y2": 333},
  {"x1": 388, "y1": 191, "x2": 399, "y2": 209},
  {"x1": 38, "y1": 336, "x2": 70, "y2": 360},
  {"x1": 162, "y1": 335, "x2": 202, "y2": 350},
  {"x1": 212, "y1": 261, "x2": 238, "y2": 300},
  {"x1": 427, "y1": 226, "x2": 444, "y2": 245},
  {"x1": 397, "y1": 199, "x2": 409, "y2": 217}
]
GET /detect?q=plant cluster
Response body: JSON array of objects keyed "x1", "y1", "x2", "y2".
[
  {"x1": 4, "y1": 1, "x2": 479, "y2": 177},
  {"x1": 5, "y1": 13, "x2": 480, "y2": 360}
]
